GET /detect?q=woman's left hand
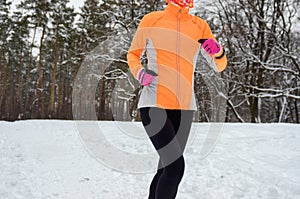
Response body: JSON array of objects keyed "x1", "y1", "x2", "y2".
[{"x1": 199, "y1": 38, "x2": 221, "y2": 55}]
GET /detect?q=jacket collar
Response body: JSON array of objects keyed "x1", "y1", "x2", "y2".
[{"x1": 165, "y1": 3, "x2": 190, "y2": 16}]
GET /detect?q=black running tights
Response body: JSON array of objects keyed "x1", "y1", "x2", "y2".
[{"x1": 140, "y1": 107, "x2": 194, "y2": 199}]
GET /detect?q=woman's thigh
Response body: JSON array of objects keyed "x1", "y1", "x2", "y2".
[
  {"x1": 140, "y1": 107, "x2": 193, "y2": 166},
  {"x1": 140, "y1": 107, "x2": 177, "y2": 150},
  {"x1": 166, "y1": 109, "x2": 194, "y2": 153}
]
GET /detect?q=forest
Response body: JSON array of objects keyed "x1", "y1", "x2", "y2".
[{"x1": 0, "y1": 0, "x2": 299, "y2": 123}]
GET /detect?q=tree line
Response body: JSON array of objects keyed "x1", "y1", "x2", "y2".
[{"x1": 0, "y1": 0, "x2": 299, "y2": 123}]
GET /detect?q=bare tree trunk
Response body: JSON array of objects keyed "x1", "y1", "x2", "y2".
[
  {"x1": 2, "y1": 68, "x2": 8, "y2": 120},
  {"x1": 63, "y1": 78, "x2": 67, "y2": 119},
  {"x1": 0, "y1": 56, "x2": 7, "y2": 120},
  {"x1": 65, "y1": 77, "x2": 71, "y2": 119},
  {"x1": 279, "y1": 97, "x2": 287, "y2": 123},
  {"x1": 295, "y1": 98, "x2": 299, "y2": 123},
  {"x1": 57, "y1": 49, "x2": 64, "y2": 118},
  {"x1": 8, "y1": 57, "x2": 15, "y2": 120},
  {"x1": 257, "y1": 96, "x2": 262, "y2": 123},
  {"x1": 18, "y1": 51, "x2": 24, "y2": 119},
  {"x1": 49, "y1": 45, "x2": 58, "y2": 117},
  {"x1": 99, "y1": 79, "x2": 105, "y2": 120},
  {"x1": 36, "y1": 24, "x2": 46, "y2": 118},
  {"x1": 250, "y1": 94, "x2": 258, "y2": 123},
  {"x1": 24, "y1": 25, "x2": 37, "y2": 119}
]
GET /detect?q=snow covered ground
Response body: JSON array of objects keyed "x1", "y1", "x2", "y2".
[{"x1": 0, "y1": 120, "x2": 300, "y2": 199}]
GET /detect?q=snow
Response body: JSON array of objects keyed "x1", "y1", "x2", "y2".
[{"x1": 0, "y1": 120, "x2": 300, "y2": 199}]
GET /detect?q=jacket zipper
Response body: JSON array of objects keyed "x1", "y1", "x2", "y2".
[{"x1": 176, "y1": 9, "x2": 181, "y2": 108}]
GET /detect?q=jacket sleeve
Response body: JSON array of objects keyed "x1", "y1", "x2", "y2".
[
  {"x1": 202, "y1": 21, "x2": 227, "y2": 72},
  {"x1": 127, "y1": 16, "x2": 149, "y2": 79}
]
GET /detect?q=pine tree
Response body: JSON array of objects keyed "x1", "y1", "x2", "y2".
[
  {"x1": 77, "y1": 0, "x2": 110, "y2": 52},
  {"x1": 7, "y1": 11, "x2": 30, "y2": 120},
  {"x1": 45, "y1": 0, "x2": 76, "y2": 118},
  {"x1": 18, "y1": 0, "x2": 51, "y2": 119},
  {"x1": 0, "y1": 0, "x2": 12, "y2": 119}
]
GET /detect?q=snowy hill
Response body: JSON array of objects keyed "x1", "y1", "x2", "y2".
[{"x1": 0, "y1": 121, "x2": 299, "y2": 199}]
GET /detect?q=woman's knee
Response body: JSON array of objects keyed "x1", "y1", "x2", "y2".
[{"x1": 164, "y1": 156, "x2": 185, "y2": 179}]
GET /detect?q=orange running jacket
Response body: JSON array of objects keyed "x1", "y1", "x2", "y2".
[{"x1": 127, "y1": 3, "x2": 227, "y2": 110}]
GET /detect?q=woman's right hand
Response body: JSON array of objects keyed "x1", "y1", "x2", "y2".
[{"x1": 137, "y1": 69, "x2": 158, "y2": 86}]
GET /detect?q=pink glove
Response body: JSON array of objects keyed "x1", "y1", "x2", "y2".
[
  {"x1": 199, "y1": 38, "x2": 221, "y2": 55},
  {"x1": 137, "y1": 69, "x2": 158, "y2": 86}
]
